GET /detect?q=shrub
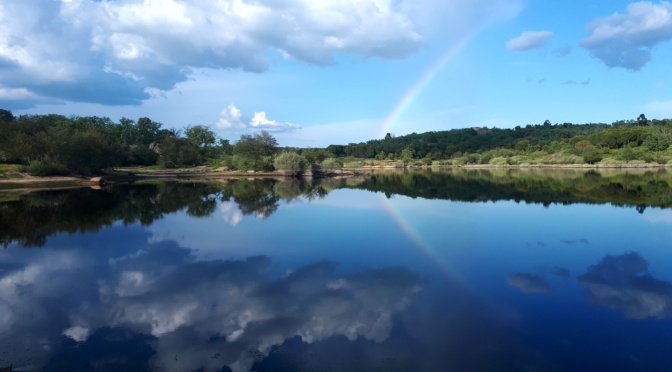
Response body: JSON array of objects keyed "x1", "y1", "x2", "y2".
[
  {"x1": 273, "y1": 152, "x2": 307, "y2": 175},
  {"x1": 582, "y1": 147, "x2": 603, "y2": 164},
  {"x1": 20, "y1": 160, "x2": 68, "y2": 176},
  {"x1": 489, "y1": 157, "x2": 508, "y2": 166},
  {"x1": 598, "y1": 157, "x2": 622, "y2": 166},
  {"x1": 321, "y1": 158, "x2": 343, "y2": 169},
  {"x1": 508, "y1": 155, "x2": 529, "y2": 165},
  {"x1": 344, "y1": 161, "x2": 364, "y2": 168}
]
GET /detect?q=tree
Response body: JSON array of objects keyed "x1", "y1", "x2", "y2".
[
  {"x1": 137, "y1": 117, "x2": 162, "y2": 145},
  {"x1": 159, "y1": 137, "x2": 200, "y2": 167},
  {"x1": 185, "y1": 125, "x2": 217, "y2": 161},
  {"x1": 0, "y1": 109, "x2": 15, "y2": 123},
  {"x1": 637, "y1": 113, "x2": 649, "y2": 126},
  {"x1": 401, "y1": 146, "x2": 415, "y2": 165},
  {"x1": 185, "y1": 125, "x2": 216, "y2": 148},
  {"x1": 233, "y1": 130, "x2": 278, "y2": 171}
]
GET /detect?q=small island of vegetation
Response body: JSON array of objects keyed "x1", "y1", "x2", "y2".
[{"x1": 2, "y1": 108, "x2": 672, "y2": 182}]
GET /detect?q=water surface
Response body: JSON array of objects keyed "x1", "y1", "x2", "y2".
[{"x1": 2, "y1": 169, "x2": 672, "y2": 371}]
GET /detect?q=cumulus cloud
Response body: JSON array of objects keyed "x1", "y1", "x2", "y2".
[
  {"x1": 0, "y1": 0, "x2": 428, "y2": 109},
  {"x1": 578, "y1": 252, "x2": 672, "y2": 318},
  {"x1": 215, "y1": 104, "x2": 300, "y2": 132},
  {"x1": 0, "y1": 229, "x2": 424, "y2": 371},
  {"x1": 219, "y1": 201, "x2": 244, "y2": 227},
  {"x1": 506, "y1": 30, "x2": 554, "y2": 51},
  {"x1": 506, "y1": 273, "x2": 551, "y2": 293},
  {"x1": 580, "y1": 2, "x2": 672, "y2": 70}
]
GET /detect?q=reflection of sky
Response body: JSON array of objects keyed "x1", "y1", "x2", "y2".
[{"x1": 4, "y1": 187, "x2": 672, "y2": 370}]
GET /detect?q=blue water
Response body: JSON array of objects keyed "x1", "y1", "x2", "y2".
[{"x1": 1, "y1": 173, "x2": 672, "y2": 371}]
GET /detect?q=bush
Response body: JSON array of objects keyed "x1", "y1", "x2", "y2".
[
  {"x1": 20, "y1": 160, "x2": 68, "y2": 176},
  {"x1": 321, "y1": 158, "x2": 343, "y2": 169},
  {"x1": 508, "y1": 155, "x2": 529, "y2": 165},
  {"x1": 581, "y1": 147, "x2": 603, "y2": 164},
  {"x1": 274, "y1": 152, "x2": 307, "y2": 175},
  {"x1": 489, "y1": 157, "x2": 508, "y2": 166},
  {"x1": 344, "y1": 161, "x2": 364, "y2": 168},
  {"x1": 598, "y1": 157, "x2": 622, "y2": 166},
  {"x1": 131, "y1": 145, "x2": 159, "y2": 166}
]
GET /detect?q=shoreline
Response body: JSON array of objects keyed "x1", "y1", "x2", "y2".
[{"x1": 1, "y1": 163, "x2": 671, "y2": 190}]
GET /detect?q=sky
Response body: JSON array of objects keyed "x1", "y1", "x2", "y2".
[{"x1": 1, "y1": 0, "x2": 672, "y2": 147}]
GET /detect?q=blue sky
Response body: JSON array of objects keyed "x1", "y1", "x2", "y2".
[{"x1": 1, "y1": 0, "x2": 672, "y2": 147}]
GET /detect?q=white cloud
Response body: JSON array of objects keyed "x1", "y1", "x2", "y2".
[
  {"x1": 0, "y1": 0, "x2": 427, "y2": 109},
  {"x1": 580, "y1": 2, "x2": 672, "y2": 70},
  {"x1": 215, "y1": 104, "x2": 246, "y2": 129},
  {"x1": 215, "y1": 104, "x2": 300, "y2": 132},
  {"x1": 0, "y1": 0, "x2": 525, "y2": 110},
  {"x1": 506, "y1": 30, "x2": 554, "y2": 51},
  {"x1": 219, "y1": 201, "x2": 244, "y2": 227},
  {"x1": 62, "y1": 326, "x2": 90, "y2": 343},
  {"x1": 645, "y1": 99, "x2": 672, "y2": 117}
]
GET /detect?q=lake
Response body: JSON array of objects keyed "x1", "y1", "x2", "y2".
[{"x1": 2, "y1": 168, "x2": 672, "y2": 371}]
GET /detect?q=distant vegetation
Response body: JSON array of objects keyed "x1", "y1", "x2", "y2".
[
  {"x1": 330, "y1": 116, "x2": 672, "y2": 166},
  {"x1": 2, "y1": 107, "x2": 672, "y2": 176}
]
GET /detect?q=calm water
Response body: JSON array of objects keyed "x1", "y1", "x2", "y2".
[{"x1": 2, "y1": 169, "x2": 672, "y2": 371}]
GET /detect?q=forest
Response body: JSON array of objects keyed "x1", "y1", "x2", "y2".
[{"x1": 2, "y1": 108, "x2": 672, "y2": 176}]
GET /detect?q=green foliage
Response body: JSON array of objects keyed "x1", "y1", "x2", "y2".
[
  {"x1": 0, "y1": 109, "x2": 15, "y2": 124},
  {"x1": 184, "y1": 125, "x2": 219, "y2": 161},
  {"x1": 344, "y1": 161, "x2": 364, "y2": 168},
  {"x1": 159, "y1": 137, "x2": 200, "y2": 167},
  {"x1": 301, "y1": 148, "x2": 331, "y2": 164},
  {"x1": 581, "y1": 147, "x2": 603, "y2": 164},
  {"x1": 321, "y1": 158, "x2": 343, "y2": 169},
  {"x1": 130, "y1": 145, "x2": 159, "y2": 166},
  {"x1": 274, "y1": 152, "x2": 308, "y2": 175},
  {"x1": 20, "y1": 160, "x2": 68, "y2": 176},
  {"x1": 401, "y1": 146, "x2": 415, "y2": 165},
  {"x1": 233, "y1": 131, "x2": 278, "y2": 171},
  {"x1": 489, "y1": 157, "x2": 508, "y2": 166},
  {"x1": 599, "y1": 158, "x2": 621, "y2": 166}
]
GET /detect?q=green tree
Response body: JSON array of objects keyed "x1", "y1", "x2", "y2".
[
  {"x1": 0, "y1": 109, "x2": 15, "y2": 123},
  {"x1": 185, "y1": 125, "x2": 216, "y2": 148},
  {"x1": 137, "y1": 117, "x2": 162, "y2": 145},
  {"x1": 401, "y1": 146, "x2": 415, "y2": 165},
  {"x1": 637, "y1": 113, "x2": 649, "y2": 126},
  {"x1": 233, "y1": 131, "x2": 278, "y2": 171},
  {"x1": 184, "y1": 125, "x2": 217, "y2": 161},
  {"x1": 159, "y1": 137, "x2": 200, "y2": 167}
]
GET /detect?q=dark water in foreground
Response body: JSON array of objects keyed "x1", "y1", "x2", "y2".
[{"x1": 2, "y1": 169, "x2": 672, "y2": 371}]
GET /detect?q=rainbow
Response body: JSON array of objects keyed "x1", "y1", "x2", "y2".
[
  {"x1": 378, "y1": 35, "x2": 475, "y2": 138},
  {"x1": 379, "y1": 194, "x2": 466, "y2": 281}
]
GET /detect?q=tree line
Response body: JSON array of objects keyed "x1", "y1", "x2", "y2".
[
  {"x1": 3, "y1": 107, "x2": 672, "y2": 176},
  {"x1": 329, "y1": 116, "x2": 672, "y2": 166}
]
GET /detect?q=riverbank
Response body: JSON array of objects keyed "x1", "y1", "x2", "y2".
[
  {"x1": 0, "y1": 165, "x2": 373, "y2": 190},
  {"x1": 2, "y1": 162, "x2": 670, "y2": 190}
]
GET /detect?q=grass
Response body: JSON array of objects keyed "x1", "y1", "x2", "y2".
[{"x1": 0, "y1": 164, "x2": 23, "y2": 179}]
